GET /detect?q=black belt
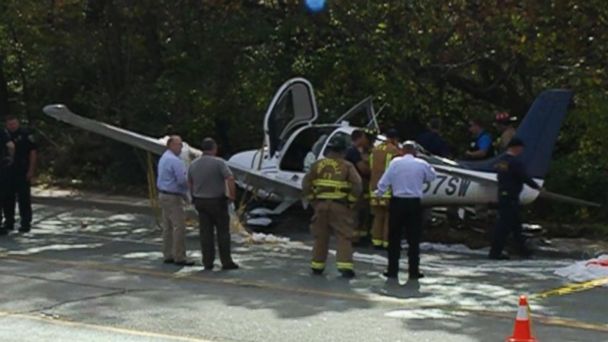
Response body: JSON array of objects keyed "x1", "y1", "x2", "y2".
[{"x1": 158, "y1": 190, "x2": 183, "y2": 196}]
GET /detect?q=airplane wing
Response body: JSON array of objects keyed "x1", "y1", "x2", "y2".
[
  {"x1": 227, "y1": 163, "x2": 302, "y2": 201},
  {"x1": 43, "y1": 104, "x2": 202, "y2": 158},
  {"x1": 538, "y1": 190, "x2": 601, "y2": 207}
]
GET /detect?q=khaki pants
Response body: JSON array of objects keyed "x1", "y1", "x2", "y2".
[
  {"x1": 371, "y1": 205, "x2": 389, "y2": 248},
  {"x1": 310, "y1": 201, "x2": 354, "y2": 271},
  {"x1": 159, "y1": 193, "x2": 187, "y2": 262}
]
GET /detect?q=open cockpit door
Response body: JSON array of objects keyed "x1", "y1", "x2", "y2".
[
  {"x1": 263, "y1": 78, "x2": 319, "y2": 157},
  {"x1": 334, "y1": 96, "x2": 380, "y2": 132}
]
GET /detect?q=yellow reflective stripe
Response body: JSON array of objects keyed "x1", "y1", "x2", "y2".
[
  {"x1": 312, "y1": 178, "x2": 356, "y2": 202},
  {"x1": 369, "y1": 190, "x2": 391, "y2": 199},
  {"x1": 382, "y1": 241, "x2": 389, "y2": 248},
  {"x1": 312, "y1": 179, "x2": 351, "y2": 189},
  {"x1": 311, "y1": 261, "x2": 325, "y2": 270},
  {"x1": 317, "y1": 193, "x2": 348, "y2": 200},
  {"x1": 372, "y1": 239, "x2": 383, "y2": 247},
  {"x1": 385, "y1": 153, "x2": 393, "y2": 169},
  {"x1": 353, "y1": 230, "x2": 369, "y2": 237},
  {"x1": 337, "y1": 262, "x2": 354, "y2": 270}
]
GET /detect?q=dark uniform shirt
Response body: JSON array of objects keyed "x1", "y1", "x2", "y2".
[
  {"x1": 416, "y1": 130, "x2": 450, "y2": 157},
  {"x1": 0, "y1": 129, "x2": 10, "y2": 168},
  {"x1": 495, "y1": 154, "x2": 540, "y2": 199},
  {"x1": 345, "y1": 146, "x2": 362, "y2": 170},
  {"x1": 345, "y1": 145, "x2": 369, "y2": 182},
  {"x1": 7, "y1": 128, "x2": 37, "y2": 173}
]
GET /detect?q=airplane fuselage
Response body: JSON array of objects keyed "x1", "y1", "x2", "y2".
[{"x1": 227, "y1": 123, "x2": 542, "y2": 208}]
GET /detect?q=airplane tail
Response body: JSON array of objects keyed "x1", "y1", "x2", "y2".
[
  {"x1": 459, "y1": 89, "x2": 573, "y2": 179},
  {"x1": 514, "y1": 89, "x2": 573, "y2": 179}
]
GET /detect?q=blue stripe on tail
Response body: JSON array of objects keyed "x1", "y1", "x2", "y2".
[{"x1": 515, "y1": 89, "x2": 573, "y2": 178}]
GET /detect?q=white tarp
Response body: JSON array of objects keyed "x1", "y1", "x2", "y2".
[{"x1": 554, "y1": 255, "x2": 608, "y2": 285}]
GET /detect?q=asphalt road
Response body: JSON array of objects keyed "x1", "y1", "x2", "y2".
[{"x1": 0, "y1": 201, "x2": 607, "y2": 342}]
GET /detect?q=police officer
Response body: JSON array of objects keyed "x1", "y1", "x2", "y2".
[
  {"x1": 0, "y1": 128, "x2": 15, "y2": 235},
  {"x1": 416, "y1": 118, "x2": 450, "y2": 157},
  {"x1": 369, "y1": 129, "x2": 401, "y2": 250},
  {"x1": 489, "y1": 137, "x2": 540, "y2": 260},
  {"x1": 302, "y1": 139, "x2": 362, "y2": 278},
  {"x1": 465, "y1": 118, "x2": 494, "y2": 160},
  {"x1": 375, "y1": 141, "x2": 436, "y2": 280},
  {"x1": 3, "y1": 115, "x2": 37, "y2": 233}
]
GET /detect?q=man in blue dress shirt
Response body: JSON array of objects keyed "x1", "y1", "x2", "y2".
[{"x1": 157, "y1": 135, "x2": 194, "y2": 266}]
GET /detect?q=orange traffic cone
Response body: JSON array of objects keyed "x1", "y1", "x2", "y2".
[{"x1": 506, "y1": 295, "x2": 538, "y2": 342}]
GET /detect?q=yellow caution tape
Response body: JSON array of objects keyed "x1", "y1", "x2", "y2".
[
  {"x1": 146, "y1": 152, "x2": 162, "y2": 228},
  {"x1": 533, "y1": 276, "x2": 608, "y2": 299}
]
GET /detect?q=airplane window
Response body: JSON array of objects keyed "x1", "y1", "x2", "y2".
[
  {"x1": 267, "y1": 83, "x2": 316, "y2": 156},
  {"x1": 268, "y1": 90, "x2": 293, "y2": 155},
  {"x1": 280, "y1": 126, "x2": 335, "y2": 172}
]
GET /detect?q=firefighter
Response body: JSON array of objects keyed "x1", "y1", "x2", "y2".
[
  {"x1": 369, "y1": 129, "x2": 401, "y2": 250},
  {"x1": 302, "y1": 139, "x2": 362, "y2": 278},
  {"x1": 494, "y1": 112, "x2": 517, "y2": 153}
]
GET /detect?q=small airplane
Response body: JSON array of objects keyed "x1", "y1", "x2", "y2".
[{"x1": 42, "y1": 77, "x2": 599, "y2": 221}]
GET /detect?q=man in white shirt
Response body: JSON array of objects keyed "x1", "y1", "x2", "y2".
[{"x1": 375, "y1": 141, "x2": 436, "y2": 280}]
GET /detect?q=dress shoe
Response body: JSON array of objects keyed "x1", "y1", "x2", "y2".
[
  {"x1": 409, "y1": 272, "x2": 425, "y2": 280},
  {"x1": 163, "y1": 258, "x2": 175, "y2": 264},
  {"x1": 311, "y1": 268, "x2": 324, "y2": 275},
  {"x1": 339, "y1": 269, "x2": 355, "y2": 279},
  {"x1": 18, "y1": 226, "x2": 31, "y2": 233},
  {"x1": 203, "y1": 265, "x2": 215, "y2": 272},
  {"x1": 3, "y1": 225, "x2": 14, "y2": 231},
  {"x1": 383, "y1": 271, "x2": 398, "y2": 279},
  {"x1": 222, "y1": 263, "x2": 239, "y2": 270},
  {"x1": 174, "y1": 260, "x2": 195, "y2": 266},
  {"x1": 519, "y1": 248, "x2": 533, "y2": 259},
  {"x1": 489, "y1": 254, "x2": 510, "y2": 260},
  {"x1": 353, "y1": 238, "x2": 371, "y2": 247}
]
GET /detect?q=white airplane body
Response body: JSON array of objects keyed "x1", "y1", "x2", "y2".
[
  {"x1": 226, "y1": 77, "x2": 544, "y2": 213},
  {"x1": 43, "y1": 77, "x2": 597, "y2": 218}
]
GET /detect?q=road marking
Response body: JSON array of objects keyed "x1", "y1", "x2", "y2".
[
  {"x1": 0, "y1": 310, "x2": 214, "y2": 341},
  {"x1": 533, "y1": 277, "x2": 608, "y2": 299},
  {"x1": 456, "y1": 308, "x2": 608, "y2": 333},
  {"x1": 0, "y1": 254, "x2": 405, "y2": 304},
  {"x1": 2, "y1": 253, "x2": 608, "y2": 334}
]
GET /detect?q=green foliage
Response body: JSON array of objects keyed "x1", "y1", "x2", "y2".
[{"x1": 0, "y1": 0, "x2": 606, "y2": 222}]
